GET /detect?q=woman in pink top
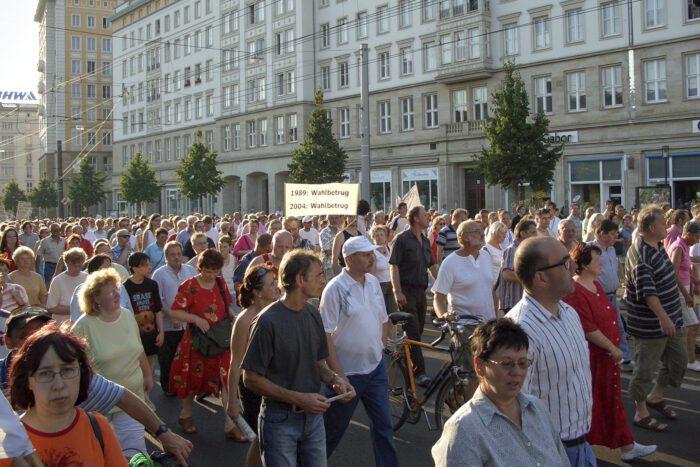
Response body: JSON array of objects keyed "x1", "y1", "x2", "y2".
[
  {"x1": 232, "y1": 218, "x2": 259, "y2": 261},
  {"x1": 668, "y1": 221, "x2": 700, "y2": 371}
]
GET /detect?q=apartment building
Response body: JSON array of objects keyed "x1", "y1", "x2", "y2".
[
  {"x1": 113, "y1": 0, "x2": 700, "y2": 216},
  {"x1": 35, "y1": 0, "x2": 117, "y2": 216},
  {"x1": 0, "y1": 96, "x2": 42, "y2": 205}
]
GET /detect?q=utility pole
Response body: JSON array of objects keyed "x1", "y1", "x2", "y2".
[
  {"x1": 56, "y1": 140, "x2": 64, "y2": 218},
  {"x1": 360, "y1": 43, "x2": 370, "y2": 202}
]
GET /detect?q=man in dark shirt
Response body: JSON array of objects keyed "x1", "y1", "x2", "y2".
[
  {"x1": 241, "y1": 250, "x2": 354, "y2": 465},
  {"x1": 390, "y1": 205, "x2": 439, "y2": 386},
  {"x1": 511, "y1": 204, "x2": 526, "y2": 231},
  {"x1": 233, "y1": 233, "x2": 272, "y2": 287},
  {"x1": 624, "y1": 206, "x2": 686, "y2": 431}
]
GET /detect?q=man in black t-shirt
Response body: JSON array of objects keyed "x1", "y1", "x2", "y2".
[{"x1": 241, "y1": 250, "x2": 354, "y2": 465}]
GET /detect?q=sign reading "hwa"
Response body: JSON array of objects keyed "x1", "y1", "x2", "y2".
[{"x1": 0, "y1": 91, "x2": 38, "y2": 104}]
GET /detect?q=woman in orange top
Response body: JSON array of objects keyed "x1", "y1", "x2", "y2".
[{"x1": 5, "y1": 323, "x2": 127, "y2": 466}]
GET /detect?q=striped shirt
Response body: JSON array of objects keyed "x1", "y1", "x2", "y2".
[
  {"x1": 79, "y1": 374, "x2": 125, "y2": 415},
  {"x1": 498, "y1": 241, "x2": 523, "y2": 310},
  {"x1": 505, "y1": 294, "x2": 592, "y2": 441},
  {"x1": 623, "y1": 236, "x2": 682, "y2": 338},
  {"x1": 435, "y1": 224, "x2": 459, "y2": 259}
]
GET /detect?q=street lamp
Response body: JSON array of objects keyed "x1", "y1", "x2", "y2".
[{"x1": 661, "y1": 145, "x2": 669, "y2": 188}]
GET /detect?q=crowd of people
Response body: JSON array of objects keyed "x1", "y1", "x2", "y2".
[{"x1": 0, "y1": 198, "x2": 699, "y2": 466}]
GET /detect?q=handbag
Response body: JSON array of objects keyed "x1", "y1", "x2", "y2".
[{"x1": 190, "y1": 277, "x2": 232, "y2": 357}]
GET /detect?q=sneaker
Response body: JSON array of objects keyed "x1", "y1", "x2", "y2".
[
  {"x1": 621, "y1": 442, "x2": 657, "y2": 461},
  {"x1": 416, "y1": 374, "x2": 431, "y2": 387},
  {"x1": 687, "y1": 361, "x2": 700, "y2": 372},
  {"x1": 620, "y1": 361, "x2": 634, "y2": 373}
]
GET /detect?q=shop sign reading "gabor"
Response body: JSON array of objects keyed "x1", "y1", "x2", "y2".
[{"x1": 544, "y1": 131, "x2": 579, "y2": 144}]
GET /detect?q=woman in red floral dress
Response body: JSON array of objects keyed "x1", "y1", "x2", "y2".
[
  {"x1": 564, "y1": 243, "x2": 657, "y2": 462},
  {"x1": 168, "y1": 248, "x2": 240, "y2": 438}
]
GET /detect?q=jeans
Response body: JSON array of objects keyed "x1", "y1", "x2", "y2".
[
  {"x1": 323, "y1": 359, "x2": 399, "y2": 467},
  {"x1": 157, "y1": 330, "x2": 184, "y2": 392},
  {"x1": 564, "y1": 442, "x2": 597, "y2": 467},
  {"x1": 43, "y1": 261, "x2": 56, "y2": 284},
  {"x1": 259, "y1": 403, "x2": 327, "y2": 467},
  {"x1": 607, "y1": 293, "x2": 631, "y2": 362}
]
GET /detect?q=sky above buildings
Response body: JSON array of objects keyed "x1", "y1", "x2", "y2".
[{"x1": 1, "y1": 3, "x2": 40, "y2": 94}]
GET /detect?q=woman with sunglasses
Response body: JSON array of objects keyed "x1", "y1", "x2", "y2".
[
  {"x1": 227, "y1": 264, "x2": 280, "y2": 466},
  {"x1": 0, "y1": 228, "x2": 23, "y2": 272},
  {"x1": 4, "y1": 324, "x2": 127, "y2": 466},
  {"x1": 564, "y1": 243, "x2": 657, "y2": 460},
  {"x1": 429, "y1": 216, "x2": 446, "y2": 262}
]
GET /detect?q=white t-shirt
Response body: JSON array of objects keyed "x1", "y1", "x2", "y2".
[
  {"x1": 206, "y1": 228, "x2": 220, "y2": 245},
  {"x1": 298, "y1": 227, "x2": 320, "y2": 246},
  {"x1": 47, "y1": 271, "x2": 88, "y2": 324},
  {"x1": 373, "y1": 246, "x2": 391, "y2": 283},
  {"x1": 431, "y1": 251, "x2": 496, "y2": 321},
  {"x1": 691, "y1": 243, "x2": 700, "y2": 290},
  {"x1": 482, "y1": 243, "x2": 504, "y2": 281},
  {"x1": 320, "y1": 270, "x2": 388, "y2": 376}
]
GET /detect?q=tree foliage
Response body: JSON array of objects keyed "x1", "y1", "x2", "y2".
[
  {"x1": 29, "y1": 174, "x2": 58, "y2": 210},
  {"x1": 176, "y1": 128, "x2": 224, "y2": 206},
  {"x1": 1, "y1": 178, "x2": 27, "y2": 212},
  {"x1": 119, "y1": 151, "x2": 162, "y2": 214},
  {"x1": 67, "y1": 158, "x2": 108, "y2": 213},
  {"x1": 473, "y1": 60, "x2": 563, "y2": 195},
  {"x1": 288, "y1": 89, "x2": 348, "y2": 183}
]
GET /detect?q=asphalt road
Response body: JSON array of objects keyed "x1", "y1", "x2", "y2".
[{"x1": 146, "y1": 321, "x2": 700, "y2": 466}]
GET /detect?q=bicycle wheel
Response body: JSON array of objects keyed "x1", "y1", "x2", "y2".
[
  {"x1": 434, "y1": 375, "x2": 469, "y2": 430},
  {"x1": 385, "y1": 353, "x2": 410, "y2": 431}
]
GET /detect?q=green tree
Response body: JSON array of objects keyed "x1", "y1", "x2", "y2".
[
  {"x1": 473, "y1": 60, "x2": 563, "y2": 200},
  {"x1": 119, "y1": 151, "x2": 162, "y2": 214},
  {"x1": 288, "y1": 89, "x2": 347, "y2": 183},
  {"x1": 67, "y1": 158, "x2": 107, "y2": 214},
  {"x1": 29, "y1": 174, "x2": 58, "y2": 215},
  {"x1": 1, "y1": 178, "x2": 27, "y2": 213},
  {"x1": 176, "y1": 128, "x2": 224, "y2": 208}
]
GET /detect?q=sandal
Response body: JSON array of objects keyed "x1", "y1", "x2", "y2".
[
  {"x1": 646, "y1": 399, "x2": 677, "y2": 420},
  {"x1": 633, "y1": 416, "x2": 668, "y2": 432},
  {"x1": 178, "y1": 416, "x2": 197, "y2": 434},
  {"x1": 225, "y1": 426, "x2": 248, "y2": 442}
]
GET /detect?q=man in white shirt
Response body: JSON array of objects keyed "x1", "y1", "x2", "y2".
[
  {"x1": 320, "y1": 237, "x2": 398, "y2": 466},
  {"x1": 299, "y1": 216, "x2": 320, "y2": 252},
  {"x1": 432, "y1": 220, "x2": 497, "y2": 401},
  {"x1": 567, "y1": 202, "x2": 583, "y2": 241}
]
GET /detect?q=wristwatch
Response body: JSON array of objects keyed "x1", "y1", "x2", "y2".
[{"x1": 153, "y1": 424, "x2": 169, "y2": 438}]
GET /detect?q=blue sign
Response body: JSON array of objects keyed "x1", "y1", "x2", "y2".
[{"x1": 0, "y1": 91, "x2": 38, "y2": 104}]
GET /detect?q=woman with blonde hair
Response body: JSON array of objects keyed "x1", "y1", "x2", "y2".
[
  {"x1": 139, "y1": 213, "x2": 162, "y2": 251},
  {"x1": 584, "y1": 213, "x2": 605, "y2": 242},
  {"x1": 582, "y1": 207, "x2": 597, "y2": 238},
  {"x1": 47, "y1": 248, "x2": 87, "y2": 324},
  {"x1": 9, "y1": 246, "x2": 47, "y2": 305},
  {"x1": 483, "y1": 222, "x2": 508, "y2": 280}
]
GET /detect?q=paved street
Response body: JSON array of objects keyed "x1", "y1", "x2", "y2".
[{"x1": 147, "y1": 322, "x2": 700, "y2": 467}]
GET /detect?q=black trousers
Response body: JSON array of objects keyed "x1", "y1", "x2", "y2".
[
  {"x1": 158, "y1": 330, "x2": 184, "y2": 391},
  {"x1": 402, "y1": 284, "x2": 428, "y2": 376}
]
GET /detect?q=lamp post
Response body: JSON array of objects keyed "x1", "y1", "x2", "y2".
[{"x1": 661, "y1": 145, "x2": 669, "y2": 187}]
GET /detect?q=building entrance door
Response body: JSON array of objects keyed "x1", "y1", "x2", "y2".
[{"x1": 464, "y1": 169, "x2": 484, "y2": 215}]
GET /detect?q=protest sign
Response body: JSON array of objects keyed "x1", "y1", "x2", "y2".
[
  {"x1": 285, "y1": 183, "x2": 358, "y2": 217},
  {"x1": 16, "y1": 201, "x2": 33, "y2": 219}
]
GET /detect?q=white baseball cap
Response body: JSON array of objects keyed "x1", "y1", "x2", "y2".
[
  {"x1": 342, "y1": 236, "x2": 379, "y2": 257},
  {"x1": 302, "y1": 216, "x2": 313, "y2": 223}
]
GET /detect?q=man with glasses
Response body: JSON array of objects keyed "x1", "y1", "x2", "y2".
[
  {"x1": 112, "y1": 229, "x2": 135, "y2": 266},
  {"x1": 432, "y1": 220, "x2": 497, "y2": 400},
  {"x1": 505, "y1": 237, "x2": 594, "y2": 467}
]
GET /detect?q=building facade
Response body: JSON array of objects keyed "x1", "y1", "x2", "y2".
[
  {"x1": 35, "y1": 0, "x2": 117, "y2": 217},
  {"x1": 112, "y1": 0, "x2": 700, "y2": 216}
]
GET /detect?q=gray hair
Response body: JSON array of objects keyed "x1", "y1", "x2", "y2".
[
  {"x1": 637, "y1": 206, "x2": 664, "y2": 233},
  {"x1": 683, "y1": 221, "x2": 700, "y2": 236}
]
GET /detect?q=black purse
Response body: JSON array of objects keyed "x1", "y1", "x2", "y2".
[{"x1": 190, "y1": 277, "x2": 232, "y2": 357}]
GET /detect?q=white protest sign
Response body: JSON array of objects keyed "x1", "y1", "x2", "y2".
[
  {"x1": 16, "y1": 201, "x2": 33, "y2": 219},
  {"x1": 285, "y1": 183, "x2": 359, "y2": 217}
]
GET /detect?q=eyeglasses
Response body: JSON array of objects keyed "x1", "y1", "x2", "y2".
[
  {"x1": 119, "y1": 235, "x2": 131, "y2": 239},
  {"x1": 31, "y1": 366, "x2": 80, "y2": 383},
  {"x1": 536, "y1": 256, "x2": 572, "y2": 272},
  {"x1": 486, "y1": 358, "x2": 533, "y2": 371}
]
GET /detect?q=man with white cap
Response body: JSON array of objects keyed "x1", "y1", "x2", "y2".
[
  {"x1": 299, "y1": 215, "x2": 321, "y2": 253},
  {"x1": 320, "y1": 236, "x2": 399, "y2": 466}
]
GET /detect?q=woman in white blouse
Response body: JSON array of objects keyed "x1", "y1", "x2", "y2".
[
  {"x1": 369, "y1": 225, "x2": 398, "y2": 329},
  {"x1": 483, "y1": 222, "x2": 508, "y2": 280}
]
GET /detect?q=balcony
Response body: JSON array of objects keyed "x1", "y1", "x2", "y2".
[
  {"x1": 435, "y1": 57, "x2": 495, "y2": 84},
  {"x1": 444, "y1": 120, "x2": 485, "y2": 136}
]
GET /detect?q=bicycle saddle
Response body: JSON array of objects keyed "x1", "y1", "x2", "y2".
[{"x1": 389, "y1": 311, "x2": 413, "y2": 324}]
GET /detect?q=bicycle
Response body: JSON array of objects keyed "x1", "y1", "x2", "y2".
[{"x1": 384, "y1": 311, "x2": 483, "y2": 432}]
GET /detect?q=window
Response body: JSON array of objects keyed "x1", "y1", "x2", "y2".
[
  {"x1": 321, "y1": 24, "x2": 330, "y2": 48},
  {"x1": 440, "y1": 35, "x2": 452, "y2": 64},
  {"x1": 247, "y1": 121, "x2": 256, "y2": 148},
  {"x1": 473, "y1": 86, "x2": 488, "y2": 120},
  {"x1": 504, "y1": 24, "x2": 518, "y2": 55},
  {"x1": 164, "y1": 15, "x2": 170, "y2": 32},
  {"x1": 377, "y1": 6, "x2": 389, "y2": 33},
  {"x1": 566, "y1": 10, "x2": 584, "y2": 43},
  {"x1": 378, "y1": 101, "x2": 391, "y2": 133},
  {"x1": 399, "y1": 0, "x2": 411, "y2": 27},
  {"x1": 223, "y1": 126, "x2": 231, "y2": 151},
  {"x1": 206, "y1": 26, "x2": 213, "y2": 47},
  {"x1": 184, "y1": 35, "x2": 191, "y2": 55},
  {"x1": 165, "y1": 104, "x2": 172, "y2": 123},
  {"x1": 71, "y1": 59, "x2": 81, "y2": 74},
  {"x1": 424, "y1": 42, "x2": 437, "y2": 71},
  {"x1": 71, "y1": 36, "x2": 81, "y2": 50},
  {"x1": 533, "y1": 17, "x2": 551, "y2": 50},
  {"x1": 379, "y1": 52, "x2": 390, "y2": 79},
  {"x1": 644, "y1": 59, "x2": 667, "y2": 102},
  {"x1": 87, "y1": 60, "x2": 96, "y2": 74},
  {"x1": 337, "y1": 18, "x2": 348, "y2": 44},
  {"x1": 285, "y1": 29, "x2": 295, "y2": 53},
  {"x1": 276, "y1": 71, "x2": 295, "y2": 96},
  {"x1": 425, "y1": 94, "x2": 438, "y2": 128},
  {"x1": 469, "y1": 28, "x2": 481, "y2": 58},
  {"x1": 339, "y1": 62, "x2": 349, "y2": 87},
  {"x1": 566, "y1": 71, "x2": 586, "y2": 112},
  {"x1": 87, "y1": 109, "x2": 97, "y2": 122},
  {"x1": 454, "y1": 32, "x2": 466, "y2": 61},
  {"x1": 454, "y1": 0, "x2": 465, "y2": 15},
  {"x1": 357, "y1": 12, "x2": 368, "y2": 38},
  {"x1": 602, "y1": 2, "x2": 621, "y2": 37},
  {"x1": 207, "y1": 95, "x2": 214, "y2": 116},
  {"x1": 338, "y1": 108, "x2": 350, "y2": 138},
  {"x1": 321, "y1": 66, "x2": 331, "y2": 90},
  {"x1": 275, "y1": 116, "x2": 285, "y2": 143},
  {"x1": 288, "y1": 114, "x2": 298, "y2": 142},
  {"x1": 195, "y1": 1, "x2": 201, "y2": 18},
  {"x1": 440, "y1": 0, "x2": 450, "y2": 19},
  {"x1": 102, "y1": 38, "x2": 111, "y2": 52},
  {"x1": 602, "y1": 65, "x2": 623, "y2": 107},
  {"x1": 688, "y1": 0, "x2": 700, "y2": 20},
  {"x1": 155, "y1": 140, "x2": 162, "y2": 162},
  {"x1": 87, "y1": 131, "x2": 97, "y2": 146},
  {"x1": 87, "y1": 15, "x2": 96, "y2": 28},
  {"x1": 194, "y1": 31, "x2": 201, "y2": 50},
  {"x1": 645, "y1": 0, "x2": 665, "y2": 27},
  {"x1": 534, "y1": 76, "x2": 553, "y2": 114},
  {"x1": 87, "y1": 84, "x2": 96, "y2": 98},
  {"x1": 195, "y1": 97, "x2": 203, "y2": 118},
  {"x1": 165, "y1": 139, "x2": 171, "y2": 160},
  {"x1": 400, "y1": 97, "x2": 414, "y2": 131},
  {"x1": 320, "y1": 0, "x2": 328, "y2": 6},
  {"x1": 174, "y1": 39, "x2": 180, "y2": 59},
  {"x1": 259, "y1": 120, "x2": 268, "y2": 146},
  {"x1": 232, "y1": 84, "x2": 239, "y2": 105},
  {"x1": 184, "y1": 99, "x2": 192, "y2": 120},
  {"x1": 174, "y1": 10, "x2": 180, "y2": 27},
  {"x1": 401, "y1": 48, "x2": 413, "y2": 75},
  {"x1": 423, "y1": 0, "x2": 437, "y2": 21},
  {"x1": 451, "y1": 90, "x2": 467, "y2": 122},
  {"x1": 686, "y1": 53, "x2": 700, "y2": 98},
  {"x1": 71, "y1": 14, "x2": 80, "y2": 27},
  {"x1": 174, "y1": 136, "x2": 182, "y2": 159},
  {"x1": 102, "y1": 85, "x2": 111, "y2": 98},
  {"x1": 233, "y1": 124, "x2": 241, "y2": 149}
]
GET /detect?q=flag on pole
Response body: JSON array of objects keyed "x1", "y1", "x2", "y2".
[{"x1": 396, "y1": 183, "x2": 421, "y2": 210}]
